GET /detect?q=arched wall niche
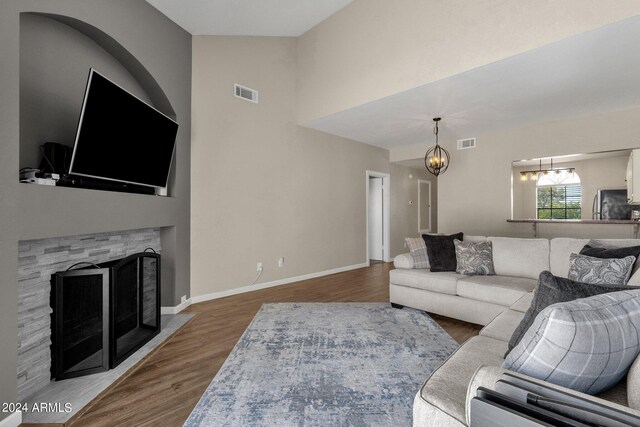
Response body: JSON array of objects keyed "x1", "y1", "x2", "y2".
[{"x1": 20, "y1": 11, "x2": 177, "y2": 170}]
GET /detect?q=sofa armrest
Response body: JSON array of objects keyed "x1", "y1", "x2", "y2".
[
  {"x1": 394, "y1": 253, "x2": 414, "y2": 269},
  {"x1": 465, "y1": 365, "x2": 506, "y2": 424},
  {"x1": 465, "y1": 366, "x2": 640, "y2": 425}
]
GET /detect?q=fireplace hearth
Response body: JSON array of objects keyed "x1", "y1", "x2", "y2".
[{"x1": 50, "y1": 252, "x2": 160, "y2": 380}]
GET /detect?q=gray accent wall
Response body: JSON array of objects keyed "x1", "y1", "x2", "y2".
[
  {"x1": 18, "y1": 228, "x2": 161, "y2": 400},
  {"x1": 0, "y1": 0, "x2": 191, "y2": 420}
]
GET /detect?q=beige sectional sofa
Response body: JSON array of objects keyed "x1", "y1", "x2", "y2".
[{"x1": 390, "y1": 236, "x2": 640, "y2": 426}]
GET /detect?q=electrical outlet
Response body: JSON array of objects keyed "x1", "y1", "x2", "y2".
[
  {"x1": 257, "y1": 262, "x2": 263, "y2": 272},
  {"x1": 278, "y1": 257, "x2": 284, "y2": 268},
  {"x1": 180, "y1": 295, "x2": 187, "y2": 304}
]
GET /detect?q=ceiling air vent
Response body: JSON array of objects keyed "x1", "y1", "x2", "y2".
[
  {"x1": 457, "y1": 138, "x2": 476, "y2": 150},
  {"x1": 234, "y1": 83, "x2": 258, "y2": 104}
]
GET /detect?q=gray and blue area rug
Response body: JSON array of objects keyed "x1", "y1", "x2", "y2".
[{"x1": 184, "y1": 303, "x2": 458, "y2": 426}]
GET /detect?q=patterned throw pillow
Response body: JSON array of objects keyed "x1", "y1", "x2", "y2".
[
  {"x1": 504, "y1": 271, "x2": 639, "y2": 357},
  {"x1": 504, "y1": 290, "x2": 640, "y2": 394},
  {"x1": 568, "y1": 253, "x2": 636, "y2": 286},
  {"x1": 453, "y1": 239, "x2": 495, "y2": 276},
  {"x1": 405, "y1": 237, "x2": 429, "y2": 269}
]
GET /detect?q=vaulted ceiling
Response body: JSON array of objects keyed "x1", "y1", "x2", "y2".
[{"x1": 146, "y1": 0, "x2": 353, "y2": 36}]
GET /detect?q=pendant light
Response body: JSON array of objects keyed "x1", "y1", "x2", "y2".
[{"x1": 424, "y1": 117, "x2": 450, "y2": 177}]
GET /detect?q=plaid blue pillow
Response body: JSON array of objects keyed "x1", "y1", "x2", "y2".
[{"x1": 504, "y1": 290, "x2": 640, "y2": 394}]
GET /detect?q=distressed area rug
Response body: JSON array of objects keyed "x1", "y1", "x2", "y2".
[{"x1": 184, "y1": 303, "x2": 459, "y2": 427}]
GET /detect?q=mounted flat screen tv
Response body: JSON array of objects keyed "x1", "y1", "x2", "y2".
[{"x1": 69, "y1": 69, "x2": 178, "y2": 188}]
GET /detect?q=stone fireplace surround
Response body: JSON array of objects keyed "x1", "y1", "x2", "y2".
[{"x1": 17, "y1": 228, "x2": 161, "y2": 401}]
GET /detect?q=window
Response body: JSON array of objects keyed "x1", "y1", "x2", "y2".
[{"x1": 536, "y1": 170, "x2": 581, "y2": 219}]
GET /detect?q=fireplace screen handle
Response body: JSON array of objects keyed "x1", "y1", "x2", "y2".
[{"x1": 66, "y1": 261, "x2": 102, "y2": 271}]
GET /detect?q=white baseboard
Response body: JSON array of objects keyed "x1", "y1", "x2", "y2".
[
  {"x1": 0, "y1": 411, "x2": 21, "y2": 427},
  {"x1": 161, "y1": 298, "x2": 191, "y2": 315},
  {"x1": 190, "y1": 262, "x2": 370, "y2": 305}
]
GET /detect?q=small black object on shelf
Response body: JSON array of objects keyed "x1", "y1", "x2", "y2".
[{"x1": 57, "y1": 175, "x2": 155, "y2": 195}]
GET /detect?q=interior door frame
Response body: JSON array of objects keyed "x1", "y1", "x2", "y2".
[
  {"x1": 366, "y1": 170, "x2": 391, "y2": 264},
  {"x1": 418, "y1": 179, "x2": 432, "y2": 233}
]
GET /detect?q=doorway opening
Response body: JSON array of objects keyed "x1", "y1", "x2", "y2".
[
  {"x1": 366, "y1": 171, "x2": 391, "y2": 264},
  {"x1": 418, "y1": 179, "x2": 432, "y2": 233}
]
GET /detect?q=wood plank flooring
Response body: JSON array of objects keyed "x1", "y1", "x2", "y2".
[{"x1": 32, "y1": 262, "x2": 481, "y2": 427}]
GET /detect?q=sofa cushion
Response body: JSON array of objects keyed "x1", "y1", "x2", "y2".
[
  {"x1": 504, "y1": 290, "x2": 640, "y2": 395},
  {"x1": 405, "y1": 237, "x2": 430, "y2": 269},
  {"x1": 423, "y1": 232, "x2": 463, "y2": 272},
  {"x1": 488, "y1": 237, "x2": 549, "y2": 280},
  {"x1": 568, "y1": 253, "x2": 636, "y2": 286},
  {"x1": 454, "y1": 240, "x2": 495, "y2": 276},
  {"x1": 456, "y1": 275, "x2": 536, "y2": 306},
  {"x1": 463, "y1": 235, "x2": 487, "y2": 243},
  {"x1": 506, "y1": 271, "x2": 639, "y2": 356},
  {"x1": 420, "y1": 336, "x2": 507, "y2": 424},
  {"x1": 629, "y1": 355, "x2": 640, "y2": 411},
  {"x1": 549, "y1": 239, "x2": 640, "y2": 279},
  {"x1": 510, "y1": 292, "x2": 534, "y2": 313},
  {"x1": 479, "y1": 309, "x2": 524, "y2": 342},
  {"x1": 389, "y1": 269, "x2": 462, "y2": 295},
  {"x1": 393, "y1": 253, "x2": 414, "y2": 269},
  {"x1": 549, "y1": 238, "x2": 590, "y2": 277}
]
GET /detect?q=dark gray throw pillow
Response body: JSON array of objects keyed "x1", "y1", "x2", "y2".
[
  {"x1": 580, "y1": 244, "x2": 640, "y2": 260},
  {"x1": 422, "y1": 232, "x2": 463, "y2": 272},
  {"x1": 504, "y1": 271, "x2": 639, "y2": 358}
]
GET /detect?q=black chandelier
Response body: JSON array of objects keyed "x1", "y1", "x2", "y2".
[{"x1": 424, "y1": 117, "x2": 450, "y2": 177}]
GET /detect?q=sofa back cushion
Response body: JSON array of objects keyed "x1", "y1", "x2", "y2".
[
  {"x1": 488, "y1": 237, "x2": 550, "y2": 280},
  {"x1": 549, "y1": 238, "x2": 590, "y2": 277},
  {"x1": 550, "y1": 238, "x2": 640, "y2": 280}
]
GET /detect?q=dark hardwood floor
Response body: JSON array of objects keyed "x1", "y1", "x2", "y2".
[{"x1": 29, "y1": 262, "x2": 481, "y2": 427}]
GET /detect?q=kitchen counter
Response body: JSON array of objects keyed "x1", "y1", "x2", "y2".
[
  {"x1": 508, "y1": 219, "x2": 640, "y2": 224},
  {"x1": 507, "y1": 218, "x2": 640, "y2": 237}
]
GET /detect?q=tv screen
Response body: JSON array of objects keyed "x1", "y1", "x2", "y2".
[{"x1": 69, "y1": 69, "x2": 178, "y2": 188}]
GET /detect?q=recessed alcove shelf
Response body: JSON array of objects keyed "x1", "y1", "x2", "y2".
[
  {"x1": 19, "y1": 12, "x2": 177, "y2": 196},
  {"x1": 18, "y1": 181, "x2": 174, "y2": 198}
]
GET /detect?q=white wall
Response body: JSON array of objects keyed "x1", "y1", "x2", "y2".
[
  {"x1": 191, "y1": 36, "x2": 434, "y2": 298},
  {"x1": 513, "y1": 155, "x2": 630, "y2": 220},
  {"x1": 392, "y1": 107, "x2": 640, "y2": 239},
  {"x1": 297, "y1": 0, "x2": 640, "y2": 123}
]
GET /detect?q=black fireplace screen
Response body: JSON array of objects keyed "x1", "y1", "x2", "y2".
[
  {"x1": 51, "y1": 268, "x2": 109, "y2": 378},
  {"x1": 51, "y1": 252, "x2": 160, "y2": 380}
]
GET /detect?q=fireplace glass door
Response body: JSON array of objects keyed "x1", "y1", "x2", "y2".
[
  {"x1": 51, "y1": 268, "x2": 109, "y2": 380},
  {"x1": 110, "y1": 253, "x2": 160, "y2": 367}
]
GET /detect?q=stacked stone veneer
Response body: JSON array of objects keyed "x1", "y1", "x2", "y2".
[{"x1": 17, "y1": 228, "x2": 161, "y2": 401}]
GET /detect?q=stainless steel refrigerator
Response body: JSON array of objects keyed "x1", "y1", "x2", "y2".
[{"x1": 592, "y1": 189, "x2": 632, "y2": 220}]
